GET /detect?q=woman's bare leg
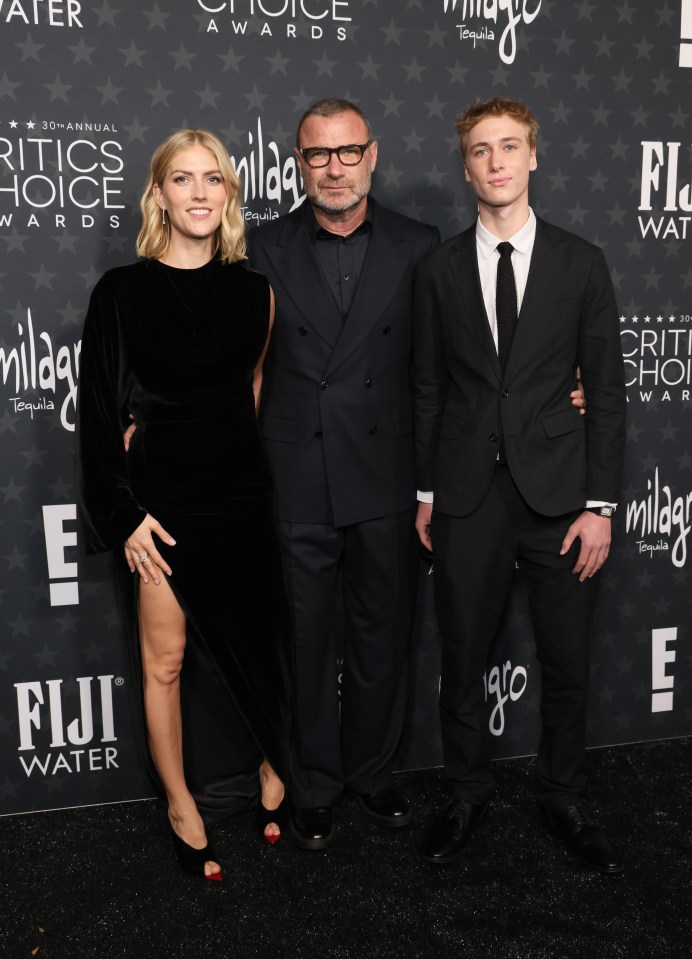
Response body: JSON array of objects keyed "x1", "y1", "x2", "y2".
[
  {"x1": 259, "y1": 759, "x2": 285, "y2": 840},
  {"x1": 139, "y1": 576, "x2": 221, "y2": 877}
]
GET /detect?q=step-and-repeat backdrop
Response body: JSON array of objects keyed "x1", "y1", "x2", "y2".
[{"x1": 1, "y1": 1, "x2": 690, "y2": 814}]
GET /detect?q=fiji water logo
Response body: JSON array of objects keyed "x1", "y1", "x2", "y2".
[
  {"x1": 443, "y1": 0, "x2": 542, "y2": 64},
  {"x1": 15, "y1": 675, "x2": 122, "y2": 777}
]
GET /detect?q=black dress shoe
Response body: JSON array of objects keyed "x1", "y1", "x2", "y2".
[
  {"x1": 422, "y1": 798, "x2": 490, "y2": 864},
  {"x1": 289, "y1": 806, "x2": 336, "y2": 851},
  {"x1": 355, "y1": 786, "x2": 412, "y2": 828},
  {"x1": 538, "y1": 799, "x2": 623, "y2": 874}
]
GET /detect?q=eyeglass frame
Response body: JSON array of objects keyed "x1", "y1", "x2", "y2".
[{"x1": 297, "y1": 142, "x2": 372, "y2": 168}]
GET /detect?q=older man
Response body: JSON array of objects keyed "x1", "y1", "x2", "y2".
[{"x1": 249, "y1": 98, "x2": 440, "y2": 849}]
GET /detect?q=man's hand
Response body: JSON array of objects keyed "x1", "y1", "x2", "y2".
[
  {"x1": 415, "y1": 502, "x2": 433, "y2": 552},
  {"x1": 560, "y1": 511, "x2": 611, "y2": 582},
  {"x1": 123, "y1": 414, "x2": 136, "y2": 452},
  {"x1": 571, "y1": 374, "x2": 586, "y2": 416},
  {"x1": 124, "y1": 514, "x2": 176, "y2": 585}
]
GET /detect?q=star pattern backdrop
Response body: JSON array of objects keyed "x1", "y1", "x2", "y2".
[{"x1": 1, "y1": 0, "x2": 690, "y2": 814}]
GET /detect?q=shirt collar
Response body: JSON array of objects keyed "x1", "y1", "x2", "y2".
[
  {"x1": 306, "y1": 199, "x2": 374, "y2": 241},
  {"x1": 476, "y1": 208, "x2": 536, "y2": 260}
]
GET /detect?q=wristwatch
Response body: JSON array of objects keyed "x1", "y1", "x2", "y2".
[{"x1": 586, "y1": 506, "x2": 614, "y2": 518}]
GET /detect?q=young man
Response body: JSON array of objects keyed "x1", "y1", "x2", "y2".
[{"x1": 413, "y1": 98, "x2": 626, "y2": 872}]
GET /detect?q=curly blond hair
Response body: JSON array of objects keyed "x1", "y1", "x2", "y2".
[{"x1": 136, "y1": 128, "x2": 246, "y2": 264}]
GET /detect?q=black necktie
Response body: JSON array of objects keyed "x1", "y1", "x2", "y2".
[{"x1": 496, "y1": 242, "x2": 517, "y2": 373}]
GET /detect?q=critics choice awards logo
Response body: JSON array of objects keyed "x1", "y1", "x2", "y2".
[
  {"x1": 196, "y1": 0, "x2": 352, "y2": 40},
  {"x1": 0, "y1": 123, "x2": 124, "y2": 232},
  {"x1": 620, "y1": 320, "x2": 692, "y2": 405}
]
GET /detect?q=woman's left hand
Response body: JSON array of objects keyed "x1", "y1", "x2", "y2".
[{"x1": 124, "y1": 514, "x2": 176, "y2": 585}]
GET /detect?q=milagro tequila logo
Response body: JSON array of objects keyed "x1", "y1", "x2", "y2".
[
  {"x1": 197, "y1": 0, "x2": 351, "y2": 40},
  {"x1": 15, "y1": 675, "x2": 122, "y2": 778},
  {"x1": 484, "y1": 660, "x2": 528, "y2": 736},
  {"x1": 1, "y1": 306, "x2": 80, "y2": 431},
  {"x1": 231, "y1": 116, "x2": 304, "y2": 223},
  {"x1": 626, "y1": 469, "x2": 692, "y2": 567},
  {"x1": 443, "y1": 0, "x2": 542, "y2": 64}
]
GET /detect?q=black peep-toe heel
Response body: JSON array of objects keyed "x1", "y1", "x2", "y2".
[
  {"x1": 170, "y1": 827, "x2": 223, "y2": 881},
  {"x1": 256, "y1": 796, "x2": 289, "y2": 845}
]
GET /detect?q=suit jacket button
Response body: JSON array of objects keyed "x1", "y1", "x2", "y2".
[
  {"x1": 320, "y1": 381, "x2": 328, "y2": 390},
  {"x1": 489, "y1": 433, "x2": 498, "y2": 442},
  {"x1": 315, "y1": 431, "x2": 323, "y2": 439},
  {"x1": 501, "y1": 389, "x2": 510, "y2": 398},
  {"x1": 369, "y1": 426, "x2": 378, "y2": 435},
  {"x1": 299, "y1": 326, "x2": 308, "y2": 336},
  {"x1": 365, "y1": 378, "x2": 374, "y2": 388},
  {"x1": 383, "y1": 326, "x2": 391, "y2": 335}
]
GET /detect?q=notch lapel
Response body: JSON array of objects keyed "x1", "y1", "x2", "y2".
[
  {"x1": 323, "y1": 206, "x2": 407, "y2": 378},
  {"x1": 450, "y1": 226, "x2": 502, "y2": 382},
  {"x1": 503, "y1": 220, "x2": 558, "y2": 379},
  {"x1": 268, "y1": 208, "x2": 343, "y2": 348}
]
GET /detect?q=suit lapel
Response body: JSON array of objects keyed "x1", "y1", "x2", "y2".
[
  {"x1": 323, "y1": 203, "x2": 407, "y2": 377},
  {"x1": 450, "y1": 226, "x2": 502, "y2": 381},
  {"x1": 269, "y1": 206, "x2": 343, "y2": 347},
  {"x1": 504, "y1": 218, "x2": 558, "y2": 378}
]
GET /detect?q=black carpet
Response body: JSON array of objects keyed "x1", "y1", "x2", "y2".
[{"x1": 2, "y1": 738, "x2": 690, "y2": 959}]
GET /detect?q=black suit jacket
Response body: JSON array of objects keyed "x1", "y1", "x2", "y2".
[
  {"x1": 413, "y1": 216, "x2": 626, "y2": 517},
  {"x1": 249, "y1": 199, "x2": 439, "y2": 527}
]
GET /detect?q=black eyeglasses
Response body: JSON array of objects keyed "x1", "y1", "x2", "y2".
[{"x1": 298, "y1": 143, "x2": 371, "y2": 168}]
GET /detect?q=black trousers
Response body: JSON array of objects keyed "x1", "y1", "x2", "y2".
[
  {"x1": 430, "y1": 466, "x2": 600, "y2": 806},
  {"x1": 278, "y1": 508, "x2": 417, "y2": 807}
]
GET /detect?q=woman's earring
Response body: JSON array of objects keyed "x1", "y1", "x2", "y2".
[{"x1": 162, "y1": 209, "x2": 167, "y2": 226}]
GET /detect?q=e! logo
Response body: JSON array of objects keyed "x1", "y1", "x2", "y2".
[
  {"x1": 42, "y1": 504, "x2": 79, "y2": 606},
  {"x1": 682, "y1": 0, "x2": 692, "y2": 67},
  {"x1": 651, "y1": 627, "x2": 677, "y2": 712}
]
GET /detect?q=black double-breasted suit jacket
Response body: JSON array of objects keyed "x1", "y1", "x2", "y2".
[
  {"x1": 413, "y1": 216, "x2": 627, "y2": 517},
  {"x1": 249, "y1": 199, "x2": 440, "y2": 527}
]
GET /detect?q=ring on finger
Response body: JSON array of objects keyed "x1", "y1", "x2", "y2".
[{"x1": 138, "y1": 553, "x2": 149, "y2": 564}]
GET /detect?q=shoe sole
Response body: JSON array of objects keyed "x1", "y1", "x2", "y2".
[
  {"x1": 288, "y1": 821, "x2": 336, "y2": 851},
  {"x1": 355, "y1": 796, "x2": 413, "y2": 828},
  {"x1": 421, "y1": 846, "x2": 468, "y2": 865}
]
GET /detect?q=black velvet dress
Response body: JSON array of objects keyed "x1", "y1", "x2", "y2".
[{"x1": 77, "y1": 256, "x2": 292, "y2": 822}]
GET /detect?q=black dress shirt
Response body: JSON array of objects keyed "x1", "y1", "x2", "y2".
[{"x1": 307, "y1": 202, "x2": 373, "y2": 318}]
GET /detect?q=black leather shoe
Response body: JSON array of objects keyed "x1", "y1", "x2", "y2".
[
  {"x1": 422, "y1": 798, "x2": 490, "y2": 864},
  {"x1": 538, "y1": 799, "x2": 623, "y2": 874},
  {"x1": 355, "y1": 786, "x2": 412, "y2": 828},
  {"x1": 289, "y1": 806, "x2": 336, "y2": 851}
]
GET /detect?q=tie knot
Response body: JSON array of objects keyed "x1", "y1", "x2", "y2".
[{"x1": 497, "y1": 242, "x2": 514, "y2": 258}]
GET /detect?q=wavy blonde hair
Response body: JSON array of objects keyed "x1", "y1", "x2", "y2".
[
  {"x1": 455, "y1": 97, "x2": 539, "y2": 157},
  {"x1": 136, "y1": 128, "x2": 246, "y2": 264}
]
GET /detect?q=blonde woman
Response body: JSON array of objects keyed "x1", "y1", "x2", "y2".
[{"x1": 78, "y1": 130, "x2": 291, "y2": 879}]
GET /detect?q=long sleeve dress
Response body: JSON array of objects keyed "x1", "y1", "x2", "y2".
[{"x1": 77, "y1": 256, "x2": 292, "y2": 822}]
